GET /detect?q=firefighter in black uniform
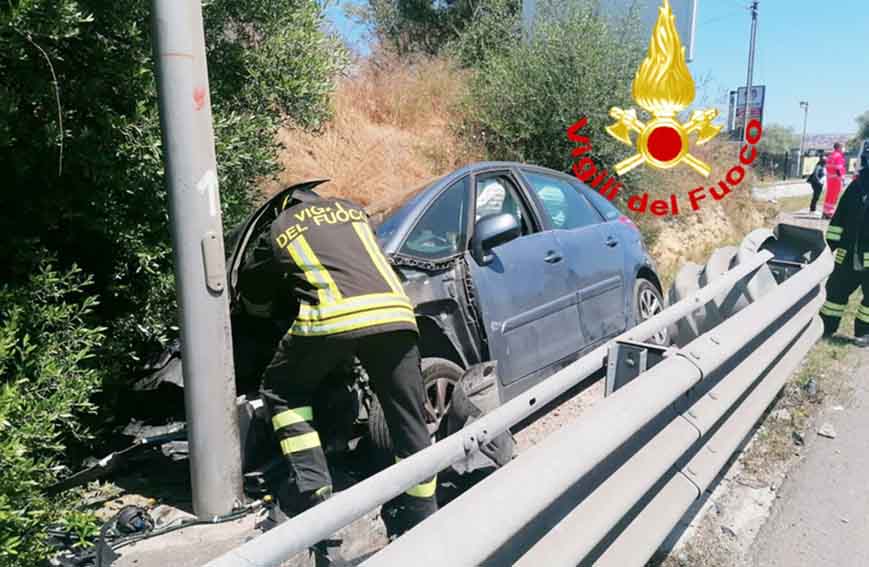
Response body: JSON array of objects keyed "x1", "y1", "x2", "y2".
[
  {"x1": 239, "y1": 188, "x2": 437, "y2": 538},
  {"x1": 820, "y1": 153, "x2": 869, "y2": 346}
]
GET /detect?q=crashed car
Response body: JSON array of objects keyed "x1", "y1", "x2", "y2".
[{"x1": 128, "y1": 161, "x2": 665, "y2": 476}]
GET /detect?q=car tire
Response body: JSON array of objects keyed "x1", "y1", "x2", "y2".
[
  {"x1": 368, "y1": 357, "x2": 463, "y2": 454},
  {"x1": 634, "y1": 277, "x2": 668, "y2": 345}
]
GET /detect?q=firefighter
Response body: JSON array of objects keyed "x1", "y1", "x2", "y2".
[
  {"x1": 819, "y1": 165, "x2": 869, "y2": 346},
  {"x1": 238, "y1": 188, "x2": 437, "y2": 540}
]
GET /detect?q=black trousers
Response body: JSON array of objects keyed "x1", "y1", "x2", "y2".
[
  {"x1": 809, "y1": 180, "x2": 824, "y2": 212},
  {"x1": 820, "y1": 254, "x2": 869, "y2": 338},
  {"x1": 260, "y1": 330, "x2": 436, "y2": 513}
]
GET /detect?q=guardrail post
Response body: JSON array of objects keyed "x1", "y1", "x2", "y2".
[{"x1": 151, "y1": 0, "x2": 243, "y2": 517}]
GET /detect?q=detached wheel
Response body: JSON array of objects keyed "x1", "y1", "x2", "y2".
[
  {"x1": 634, "y1": 277, "x2": 667, "y2": 345},
  {"x1": 368, "y1": 357, "x2": 463, "y2": 453}
]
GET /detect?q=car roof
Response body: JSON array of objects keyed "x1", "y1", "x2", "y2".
[{"x1": 376, "y1": 161, "x2": 572, "y2": 254}]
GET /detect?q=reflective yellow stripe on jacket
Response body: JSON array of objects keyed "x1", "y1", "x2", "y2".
[
  {"x1": 286, "y1": 229, "x2": 416, "y2": 337},
  {"x1": 834, "y1": 248, "x2": 847, "y2": 265},
  {"x1": 864, "y1": 253, "x2": 869, "y2": 269},
  {"x1": 296, "y1": 293, "x2": 414, "y2": 322},
  {"x1": 826, "y1": 225, "x2": 843, "y2": 242},
  {"x1": 287, "y1": 236, "x2": 341, "y2": 304},
  {"x1": 292, "y1": 306, "x2": 416, "y2": 336},
  {"x1": 858, "y1": 305, "x2": 869, "y2": 324}
]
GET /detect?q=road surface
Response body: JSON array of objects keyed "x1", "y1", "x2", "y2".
[
  {"x1": 752, "y1": 177, "x2": 853, "y2": 203},
  {"x1": 750, "y1": 348, "x2": 869, "y2": 567}
]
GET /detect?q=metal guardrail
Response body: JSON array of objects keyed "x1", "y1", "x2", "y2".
[{"x1": 208, "y1": 229, "x2": 831, "y2": 567}]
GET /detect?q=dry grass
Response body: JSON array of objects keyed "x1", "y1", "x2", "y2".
[{"x1": 266, "y1": 51, "x2": 482, "y2": 215}]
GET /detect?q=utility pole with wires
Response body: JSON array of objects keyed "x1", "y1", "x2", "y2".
[{"x1": 742, "y1": 0, "x2": 759, "y2": 142}]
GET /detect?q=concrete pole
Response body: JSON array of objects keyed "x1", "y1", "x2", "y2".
[
  {"x1": 742, "y1": 1, "x2": 759, "y2": 142},
  {"x1": 151, "y1": 0, "x2": 243, "y2": 518},
  {"x1": 799, "y1": 101, "x2": 810, "y2": 175}
]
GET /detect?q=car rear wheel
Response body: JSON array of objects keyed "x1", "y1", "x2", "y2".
[
  {"x1": 368, "y1": 357, "x2": 463, "y2": 453},
  {"x1": 634, "y1": 277, "x2": 667, "y2": 345}
]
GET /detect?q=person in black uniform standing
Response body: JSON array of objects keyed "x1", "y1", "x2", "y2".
[
  {"x1": 819, "y1": 152, "x2": 869, "y2": 346},
  {"x1": 238, "y1": 188, "x2": 437, "y2": 539},
  {"x1": 808, "y1": 155, "x2": 827, "y2": 215}
]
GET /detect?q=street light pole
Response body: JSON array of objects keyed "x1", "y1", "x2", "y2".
[
  {"x1": 150, "y1": 0, "x2": 243, "y2": 518},
  {"x1": 742, "y1": 1, "x2": 759, "y2": 142},
  {"x1": 799, "y1": 101, "x2": 810, "y2": 176}
]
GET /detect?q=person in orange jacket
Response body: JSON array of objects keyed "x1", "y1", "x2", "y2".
[{"x1": 822, "y1": 142, "x2": 847, "y2": 219}]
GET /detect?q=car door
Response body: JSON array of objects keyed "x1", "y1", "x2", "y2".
[
  {"x1": 520, "y1": 169, "x2": 627, "y2": 345},
  {"x1": 465, "y1": 170, "x2": 586, "y2": 393}
]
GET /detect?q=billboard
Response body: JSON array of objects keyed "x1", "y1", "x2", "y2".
[
  {"x1": 732, "y1": 85, "x2": 766, "y2": 136},
  {"x1": 522, "y1": 0, "x2": 699, "y2": 61}
]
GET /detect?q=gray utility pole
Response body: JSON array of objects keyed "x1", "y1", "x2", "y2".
[
  {"x1": 799, "y1": 101, "x2": 810, "y2": 175},
  {"x1": 151, "y1": 0, "x2": 243, "y2": 518},
  {"x1": 742, "y1": 0, "x2": 759, "y2": 142}
]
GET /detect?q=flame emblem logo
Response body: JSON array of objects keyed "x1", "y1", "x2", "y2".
[{"x1": 606, "y1": 0, "x2": 721, "y2": 177}]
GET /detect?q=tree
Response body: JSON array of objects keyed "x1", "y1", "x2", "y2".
[
  {"x1": 756, "y1": 124, "x2": 799, "y2": 155},
  {"x1": 849, "y1": 110, "x2": 869, "y2": 149},
  {"x1": 359, "y1": 0, "x2": 520, "y2": 57},
  {"x1": 459, "y1": 1, "x2": 645, "y2": 182}
]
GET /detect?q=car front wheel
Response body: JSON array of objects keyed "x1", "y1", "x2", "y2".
[
  {"x1": 634, "y1": 277, "x2": 667, "y2": 345},
  {"x1": 368, "y1": 357, "x2": 463, "y2": 453}
]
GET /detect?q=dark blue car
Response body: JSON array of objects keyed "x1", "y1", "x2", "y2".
[{"x1": 367, "y1": 162, "x2": 665, "y2": 418}]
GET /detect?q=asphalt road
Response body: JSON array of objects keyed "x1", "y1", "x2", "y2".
[
  {"x1": 752, "y1": 177, "x2": 854, "y2": 203},
  {"x1": 750, "y1": 348, "x2": 869, "y2": 567}
]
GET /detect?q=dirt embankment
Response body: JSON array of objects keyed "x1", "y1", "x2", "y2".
[{"x1": 267, "y1": 54, "x2": 481, "y2": 215}]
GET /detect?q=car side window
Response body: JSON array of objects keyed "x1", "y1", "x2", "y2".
[
  {"x1": 474, "y1": 174, "x2": 533, "y2": 236},
  {"x1": 522, "y1": 170, "x2": 602, "y2": 230},
  {"x1": 399, "y1": 177, "x2": 470, "y2": 260},
  {"x1": 570, "y1": 179, "x2": 621, "y2": 222}
]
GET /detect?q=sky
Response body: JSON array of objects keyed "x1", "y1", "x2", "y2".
[
  {"x1": 690, "y1": 0, "x2": 869, "y2": 136},
  {"x1": 324, "y1": 0, "x2": 869, "y2": 136}
]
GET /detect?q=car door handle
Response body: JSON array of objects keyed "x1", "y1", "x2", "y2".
[
  {"x1": 606, "y1": 236, "x2": 619, "y2": 248},
  {"x1": 544, "y1": 251, "x2": 563, "y2": 264}
]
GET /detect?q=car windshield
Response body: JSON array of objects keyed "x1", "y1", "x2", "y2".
[{"x1": 372, "y1": 176, "x2": 442, "y2": 242}]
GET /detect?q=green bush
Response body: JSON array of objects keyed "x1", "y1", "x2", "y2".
[
  {"x1": 458, "y1": 0, "x2": 645, "y2": 187},
  {"x1": 361, "y1": 0, "x2": 520, "y2": 56},
  {"x1": 0, "y1": 260, "x2": 104, "y2": 566},
  {"x1": 445, "y1": 0, "x2": 520, "y2": 67}
]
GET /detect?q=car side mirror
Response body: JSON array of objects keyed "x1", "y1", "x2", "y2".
[{"x1": 471, "y1": 213, "x2": 521, "y2": 265}]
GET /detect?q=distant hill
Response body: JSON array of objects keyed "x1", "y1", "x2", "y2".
[{"x1": 804, "y1": 133, "x2": 856, "y2": 149}]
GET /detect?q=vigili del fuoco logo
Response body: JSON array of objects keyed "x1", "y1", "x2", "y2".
[{"x1": 567, "y1": 0, "x2": 763, "y2": 216}]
